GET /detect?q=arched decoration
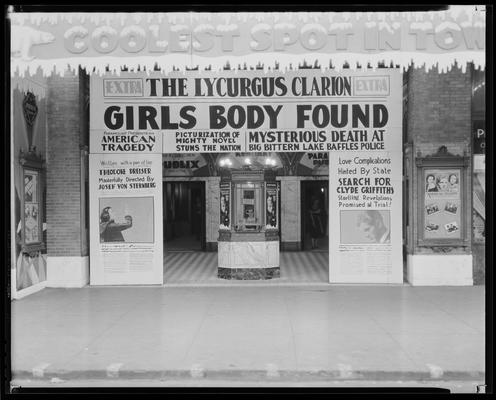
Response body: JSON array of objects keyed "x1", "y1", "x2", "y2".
[
  {"x1": 279, "y1": 152, "x2": 305, "y2": 176},
  {"x1": 203, "y1": 153, "x2": 221, "y2": 176}
]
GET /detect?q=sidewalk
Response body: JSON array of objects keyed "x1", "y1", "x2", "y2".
[{"x1": 10, "y1": 285, "x2": 485, "y2": 389}]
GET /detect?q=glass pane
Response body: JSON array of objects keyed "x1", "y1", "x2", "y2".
[
  {"x1": 24, "y1": 171, "x2": 37, "y2": 203},
  {"x1": 234, "y1": 182, "x2": 263, "y2": 231},
  {"x1": 424, "y1": 169, "x2": 461, "y2": 239},
  {"x1": 25, "y1": 203, "x2": 40, "y2": 243}
]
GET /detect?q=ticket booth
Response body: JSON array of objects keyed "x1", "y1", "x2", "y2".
[{"x1": 218, "y1": 168, "x2": 280, "y2": 279}]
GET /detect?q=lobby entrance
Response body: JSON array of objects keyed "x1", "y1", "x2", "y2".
[
  {"x1": 301, "y1": 180, "x2": 329, "y2": 252},
  {"x1": 163, "y1": 181, "x2": 205, "y2": 252}
]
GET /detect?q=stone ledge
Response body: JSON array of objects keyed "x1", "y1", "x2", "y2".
[{"x1": 46, "y1": 256, "x2": 89, "y2": 288}]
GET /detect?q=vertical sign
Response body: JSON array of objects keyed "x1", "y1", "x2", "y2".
[
  {"x1": 472, "y1": 120, "x2": 485, "y2": 241},
  {"x1": 89, "y1": 153, "x2": 163, "y2": 285},
  {"x1": 329, "y1": 71, "x2": 403, "y2": 283},
  {"x1": 90, "y1": 75, "x2": 163, "y2": 285}
]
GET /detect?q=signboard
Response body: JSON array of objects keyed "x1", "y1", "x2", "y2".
[
  {"x1": 91, "y1": 70, "x2": 399, "y2": 155},
  {"x1": 10, "y1": 9, "x2": 485, "y2": 76},
  {"x1": 299, "y1": 152, "x2": 329, "y2": 175},
  {"x1": 89, "y1": 153, "x2": 163, "y2": 285},
  {"x1": 473, "y1": 120, "x2": 485, "y2": 154},
  {"x1": 328, "y1": 70, "x2": 402, "y2": 283},
  {"x1": 163, "y1": 153, "x2": 206, "y2": 176}
]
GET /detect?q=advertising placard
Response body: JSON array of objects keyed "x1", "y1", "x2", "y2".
[
  {"x1": 328, "y1": 70, "x2": 402, "y2": 283},
  {"x1": 89, "y1": 153, "x2": 163, "y2": 285},
  {"x1": 163, "y1": 153, "x2": 207, "y2": 176},
  {"x1": 220, "y1": 182, "x2": 231, "y2": 230},
  {"x1": 265, "y1": 183, "x2": 278, "y2": 229},
  {"x1": 10, "y1": 10, "x2": 485, "y2": 75},
  {"x1": 91, "y1": 70, "x2": 401, "y2": 156}
]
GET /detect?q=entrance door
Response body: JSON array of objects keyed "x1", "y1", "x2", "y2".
[
  {"x1": 163, "y1": 181, "x2": 205, "y2": 251},
  {"x1": 301, "y1": 180, "x2": 329, "y2": 251}
]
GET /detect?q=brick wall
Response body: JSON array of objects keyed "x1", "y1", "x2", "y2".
[
  {"x1": 408, "y1": 65, "x2": 472, "y2": 156},
  {"x1": 46, "y1": 71, "x2": 83, "y2": 256}
]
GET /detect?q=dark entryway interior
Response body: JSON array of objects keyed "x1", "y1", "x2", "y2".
[
  {"x1": 164, "y1": 181, "x2": 205, "y2": 251},
  {"x1": 301, "y1": 180, "x2": 329, "y2": 252}
]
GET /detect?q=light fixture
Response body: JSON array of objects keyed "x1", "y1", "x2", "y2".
[
  {"x1": 265, "y1": 157, "x2": 277, "y2": 167},
  {"x1": 244, "y1": 157, "x2": 251, "y2": 165},
  {"x1": 219, "y1": 158, "x2": 232, "y2": 167}
]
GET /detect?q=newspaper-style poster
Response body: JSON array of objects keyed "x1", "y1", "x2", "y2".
[
  {"x1": 328, "y1": 70, "x2": 402, "y2": 283},
  {"x1": 89, "y1": 153, "x2": 163, "y2": 285}
]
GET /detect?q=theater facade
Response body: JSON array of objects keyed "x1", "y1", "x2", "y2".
[{"x1": 10, "y1": 9, "x2": 486, "y2": 297}]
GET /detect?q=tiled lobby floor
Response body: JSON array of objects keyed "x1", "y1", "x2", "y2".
[{"x1": 164, "y1": 251, "x2": 329, "y2": 284}]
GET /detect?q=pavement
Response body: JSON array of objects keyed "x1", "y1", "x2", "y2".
[{"x1": 9, "y1": 285, "x2": 486, "y2": 392}]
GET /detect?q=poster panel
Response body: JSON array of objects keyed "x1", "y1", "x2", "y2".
[
  {"x1": 265, "y1": 183, "x2": 278, "y2": 229},
  {"x1": 89, "y1": 153, "x2": 163, "y2": 285},
  {"x1": 219, "y1": 182, "x2": 231, "y2": 230},
  {"x1": 423, "y1": 169, "x2": 462, "y2": 239},
  {"x1": 328, "y1": 70, "x2": 402, "y2": 284}
]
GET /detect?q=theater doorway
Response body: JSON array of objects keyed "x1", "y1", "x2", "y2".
[
  {"x1": 301, "y1": 180, "x2": 329, "y2": 252},
  {"x1": 163, "y1": 181, "x2": 205, "y2": 252}
]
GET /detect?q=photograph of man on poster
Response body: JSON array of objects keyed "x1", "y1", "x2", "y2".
[
  {"x1": 98, "y1": 196, "x2": 155, "y2": 243},
  {"x1": 99, "y1": 206, "x2": 133, "y2": 243},
  {"x1": 356, "y1": 210, "x2": 391, "y2": 244}
]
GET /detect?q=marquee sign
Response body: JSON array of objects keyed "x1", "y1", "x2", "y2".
[{"x1": 10, "y1": 7, "x2": 485, "y2": 75}]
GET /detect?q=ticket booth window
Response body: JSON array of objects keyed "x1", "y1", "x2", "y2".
[{"x1": 234, "y1": 182, "x2": 263, "y2": 232}]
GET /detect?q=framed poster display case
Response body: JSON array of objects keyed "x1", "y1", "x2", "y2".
[
  {"x1": 416, "y1": 147, "x2": 470, "y2": 248},
  {"x1": 19, "y1": 149, "x2": 45, "y2": 255}
]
